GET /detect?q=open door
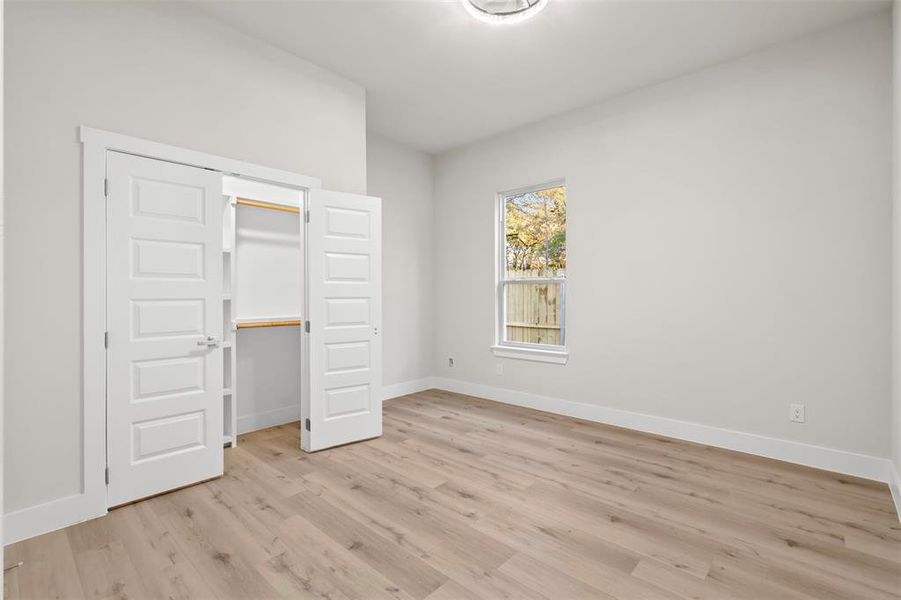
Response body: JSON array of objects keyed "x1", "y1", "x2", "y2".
[
  {"x1": 302, "y1": 189, "x2": 382, "y2": 452},
  {"x1": 106, "y1": 152, "x2": 224, "y2": 506}
]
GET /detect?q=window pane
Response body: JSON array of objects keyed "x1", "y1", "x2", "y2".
[
  {"x1": 505, "y1": 185, "x2": 566, "y2": 279},
  {"x1": 504, "y1": 281, "x2": 563, "y2": 346}
]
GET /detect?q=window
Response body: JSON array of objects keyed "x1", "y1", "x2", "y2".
[{"x1": 493, "y1": 181, "x2": 567, "y2": 364}]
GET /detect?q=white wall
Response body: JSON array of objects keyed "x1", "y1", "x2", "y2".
[
  {"x1": 367, "y1": 134, "x2": 435, "y2": 388},
  {"x1": 4, "y1": 1, "x2": 366, "y2": 514},
  {"x1": 234, "y1": 206, "x2": 302, "y2": 433},
  {"x1": 1, "y1": 0, "x2": 6, "y2": 567},
  {"x1": 433, "y1": 14, "x2": 892, "y2": 459},
  {"x1": 236, "y1": 328, "x2": 302, "y2": 432},
  {"x1": 893, "y1": 1, "x2": 901, "y2": 497}
]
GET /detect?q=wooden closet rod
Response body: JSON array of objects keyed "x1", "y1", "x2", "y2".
[
  {"x1": 236, "y1": 320, "x2": 303, "y2": 330},
  {"x1": 235, "y1": 197, "x2": 301, "y2": 215}
]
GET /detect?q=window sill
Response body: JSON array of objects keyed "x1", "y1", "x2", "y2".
[{"x1": 490, "y1": 345, "x2": 569, "y2": 364}]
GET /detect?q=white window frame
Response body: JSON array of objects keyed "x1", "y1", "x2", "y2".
[{"x1": 491, "y1": 179, "x2": 568, "y2": 365}]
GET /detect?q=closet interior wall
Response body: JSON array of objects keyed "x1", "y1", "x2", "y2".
[{"x1": 222, "y1": 177, "x2": 304, "y2": 442}]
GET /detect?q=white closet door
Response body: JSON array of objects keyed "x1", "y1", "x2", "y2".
[
  {"x1": 303, "y1": 190, "x2": 382, "y2": 451},
  {"x1": 106, "y1": 151, "x2": 224, "y2": 506}
]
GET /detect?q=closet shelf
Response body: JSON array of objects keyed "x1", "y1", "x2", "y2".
[
  {"x1": 223, "y1": 388, "x2": 233, "y2": 396},
  {"x1": 234, "y1": 316, "x2": 303, "y2": 330},
  {"x1": 235, "y1": 197, "x2": 301, "y2": 215}
]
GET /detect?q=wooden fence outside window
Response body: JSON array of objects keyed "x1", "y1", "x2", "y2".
[{"x1": 504, "y1": 270, "x2": 563, "y2": 345}]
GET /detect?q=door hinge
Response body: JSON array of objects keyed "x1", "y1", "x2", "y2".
[
  {"x1": 304, "y1": 211, "x2": 310, "y2": 223},
  {"x1": 103, "y1": 178, "x2": 109, "y2": 197},
  {"x1": 305, "y1": 418, "x2": 311, "y2": 432},
  {"x1": 104, "y1": 331, "x2": 109, "y2": 348},
  {"x1": 104, "y1": 467, "x2": 109, "y2": 485},
  {"x1": 304, "y1": 321, "x2": 310, "y2": 333}
]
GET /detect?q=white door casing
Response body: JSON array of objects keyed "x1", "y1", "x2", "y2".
[
  {"x1": 106, "y1": 151, "x2": 224, "y2": 506},
  {"x1": 303, "y1": 190, "x2": 382, "y2": 451}
]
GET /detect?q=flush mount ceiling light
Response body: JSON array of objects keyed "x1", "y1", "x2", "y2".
[{"x1": 462, "y1": 0, "x2": 548, "y2": 25}]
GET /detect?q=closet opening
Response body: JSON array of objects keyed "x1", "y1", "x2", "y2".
[
  {"x1": 84, "y1": 127, "x2": 382, "y2": 512},
  {"x1": 223, "y1": 177, "x2": 305, "y2": 450}
]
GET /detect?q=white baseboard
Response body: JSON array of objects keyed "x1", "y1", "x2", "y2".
[
  {"x1": 432, "y1": 377, "x2": 895, "y2": 485},
  {"x1": 889, "y1": 463, "x2": 901, "y2": 524},
  {"x1": 4, "y1": 493, "x2": 106, "y2": 546},
  {"x1": 237, "y1": 405, "x2": 301, "y2": 435},
  {"x1": 383, "y1": 377, "x2": 436, "y2": 400}
]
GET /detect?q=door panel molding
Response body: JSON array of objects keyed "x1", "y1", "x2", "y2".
[
  {"x1": 106, "y1": 151, "x2": 224, "y2": 507},
  {"x1": 303, "y1": 189, "x2": 382, "y2": 452}
]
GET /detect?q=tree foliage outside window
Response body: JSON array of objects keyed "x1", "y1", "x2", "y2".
[
  {"x1": 505, "y1": 186, "x2": 566, "y2": 277},
  {"x1": 499, "y1": 183, "x2": 566, "y2": 348}
]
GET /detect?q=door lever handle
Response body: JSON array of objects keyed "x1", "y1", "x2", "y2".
[{"x1": 197, "y1": 336, "x2": 220, "y2": 348}]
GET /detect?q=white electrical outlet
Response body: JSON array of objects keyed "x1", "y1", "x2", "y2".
[
  {"x1": 790, "y1": 403, "x2": 805, "y2": 423},
  {"x1": 495, "y1": 363, "x2": 503, "y2": 376}
]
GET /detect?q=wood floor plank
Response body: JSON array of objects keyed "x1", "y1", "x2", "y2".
[
  {"x1": 498, "y1": 551, "x2": 618, "y2": 600},
  {"x1": 310, "y1": 454, "x2": 517, "y2": 566},
  {"x1": 423, "y1": 580, "x2": 483, "y2": 600},
  {"x1": 845, "y1": 529, "x2": 901, "y2": 563},
  {"x1": 273, "y1": 508, "x2": 418, "y2": 600},
  {"x1": 423, "y1": 563, "x2": 549, "y2": 600},
  {"x1": 72, "y1": 539, "x2": 150, "y2": 600},
  {"x1": 255, "y1": 550, "x2": 352, "y2": 600},
  {"x1": 4, "y1": 390, "x2": 900, "y2": 600},
  {"x1": 106, "y1": 502, "x2": 212, "y2": 600},
  {"x1": 9, "y1": 529, "x2": 85, "y2": 600},
  {"x1": 283, "y1": 491, "x2": 448, "y2": 599},
  {"x1": 148, "y1": 488, "x2": 283, "y2": 599},
  {"x1": 3, "y1": 544, "x2": 22, "y2": 599},
  {"x1": 631, "y1": 559, "x2": 743, "y2": 600}
]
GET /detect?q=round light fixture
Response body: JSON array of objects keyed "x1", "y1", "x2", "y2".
[{"x1": 462, "y1": 0, "x2": 548, "y2": 25}]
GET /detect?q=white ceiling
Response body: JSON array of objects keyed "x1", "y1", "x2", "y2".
[{"x1": 197, "y1": 0, "x2": 889, "y2": 154}]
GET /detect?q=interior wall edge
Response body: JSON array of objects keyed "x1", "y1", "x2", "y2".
[
  {"x1": 888, "y1": 0, "x2": 900, "y2": 463},
  {"x1": 365, "y1": 132, "x2": 436, "y2": 386},
  {"x1": 890, "y1": 462, "x2": 901, "y2": 523},
  {"x1": 431, "y1": 378, "x2": 897, "y2": 491}
]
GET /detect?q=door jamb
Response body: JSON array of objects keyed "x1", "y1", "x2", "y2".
[{"x1": 81, "y1": 126, "x2": 320, "y2": 519}]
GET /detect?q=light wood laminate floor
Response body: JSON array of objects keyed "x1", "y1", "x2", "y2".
[{"x1": 5, "y1": 390, "x2": 901, "y2": 599}]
